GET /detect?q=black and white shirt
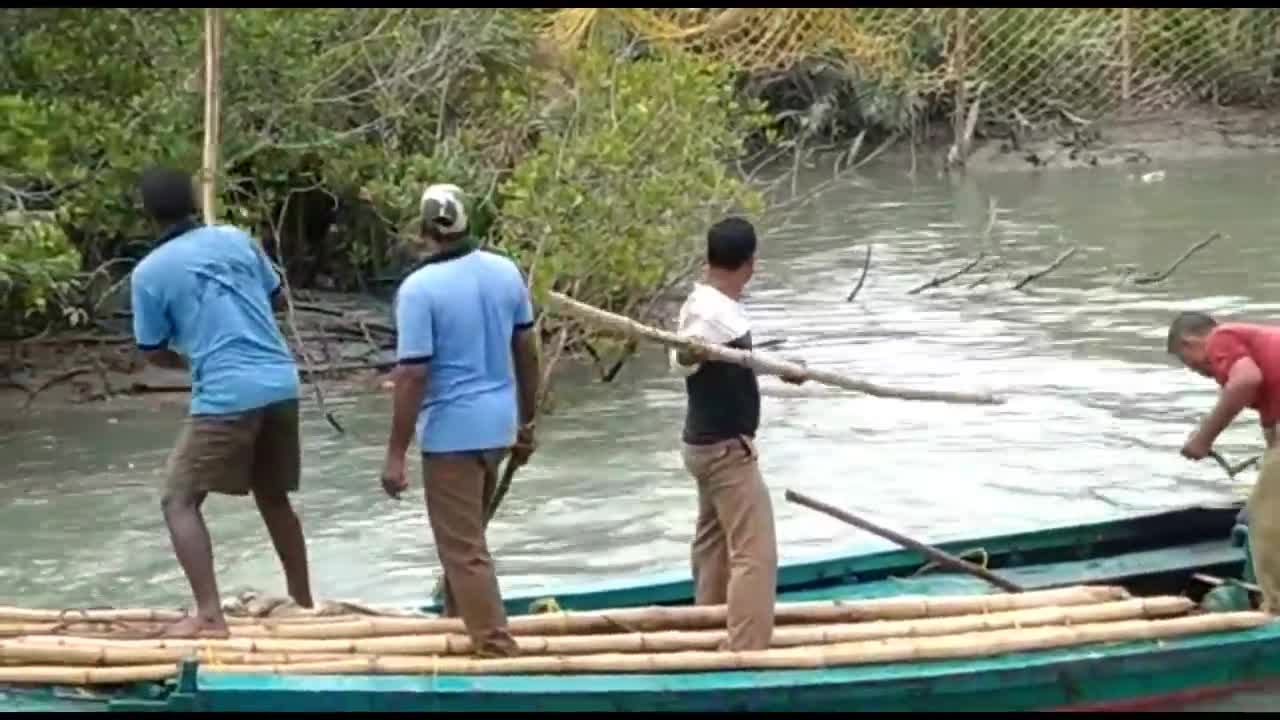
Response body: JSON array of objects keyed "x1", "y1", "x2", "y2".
[{"x1": 669, "y1": 282, "x2": 760, "y2": 445}]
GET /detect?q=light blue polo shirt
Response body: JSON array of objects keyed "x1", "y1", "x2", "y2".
[
  {"x1": 394, "y1": 246, "x2": 534, "y2": 454},
  {"x1": 130, "y1": 222, "x2": 300, "y2": 416}
]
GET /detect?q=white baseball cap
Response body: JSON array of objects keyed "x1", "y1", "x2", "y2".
[{"x1": 419, "y1": 183, "x2": 468, "y2": 236}]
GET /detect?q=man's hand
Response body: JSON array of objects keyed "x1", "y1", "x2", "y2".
[
  {"x1": 781, "y1": 358, "x2": 808, "y2": 386},
  {"x1": 675, "y1": 340, "x2": 710, "y2": 368},
  {"x1": 510, "y1": 422, "x2": 536, "y2": 468},
  {"x1": 380, "y1": 452, "x2": 409, "y2": 499},
  {"x1": 1181, "y1": 430, "x2": 1213, "y2": 461}
]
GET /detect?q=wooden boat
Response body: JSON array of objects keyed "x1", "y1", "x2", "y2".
[{"x1": 2, "y1": 500, "x2": 1278, "y2": 713}]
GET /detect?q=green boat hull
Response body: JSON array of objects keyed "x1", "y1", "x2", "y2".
[{"x1": 6, "y1": 502, "x2": 1277, "y2": 712}]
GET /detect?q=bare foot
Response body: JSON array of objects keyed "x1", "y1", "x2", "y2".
[{"x1": 161, "y1": 614, "x2": 230, "y2": 639}]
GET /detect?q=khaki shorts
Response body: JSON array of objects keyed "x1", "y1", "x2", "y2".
[{"x1": 165, "y1": 399, "x2": 301, "y2": 497}]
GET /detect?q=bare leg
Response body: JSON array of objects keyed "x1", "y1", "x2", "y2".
[
  {"x1": 253, "y1": 490, "x2": 313, "y2": 608},
  {"x1": 160, "y1": 490, "x2": 230, "y2": 638}
]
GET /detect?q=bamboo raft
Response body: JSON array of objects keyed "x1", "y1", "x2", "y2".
[{"x1": 0, "y1": 585, "x2": 1268, "y2": 686}]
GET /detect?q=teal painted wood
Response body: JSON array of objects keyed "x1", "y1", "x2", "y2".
[{"x1": 0, "y1": 689, "x2": 111, "y2": 712}]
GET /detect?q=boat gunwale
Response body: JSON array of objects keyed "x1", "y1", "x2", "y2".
[{"x1": 434, "y1": 501, "x2": 1244, "y2": 615}]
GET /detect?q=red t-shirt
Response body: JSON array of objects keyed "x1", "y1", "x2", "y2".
[{"x1": 1206, "y1": 323, "x2": 1280, "y2": 426}]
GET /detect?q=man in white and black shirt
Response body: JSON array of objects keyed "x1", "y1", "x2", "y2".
[{"x1": 670, "y1": 216, "x2": 804, "y2": 651}]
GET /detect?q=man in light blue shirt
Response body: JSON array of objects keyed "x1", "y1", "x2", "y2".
[
  {"x1": 130, "y1": 166, "x2": 312, "y2": 638},
  {"x1": 380, "y1": 183, "x2": 540, "y2": 658}
]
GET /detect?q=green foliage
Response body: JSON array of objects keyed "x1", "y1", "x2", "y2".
[
  {"x1": 0, "y1": 7, "x2": 771, "y2": 347},
  {"x1": 0, "y1": 210, "x2": 81, "y2": 330},
  {"x1": 495, "y1": 47, "x2": 767, "y2": 317}
]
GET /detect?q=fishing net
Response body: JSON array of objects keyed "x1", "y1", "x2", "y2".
[{"x1": 543, "y1": 8, "x2": 1280, "y2": 131}]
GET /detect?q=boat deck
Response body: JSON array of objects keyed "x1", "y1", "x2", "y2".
[{"x1": 0, "y1": 503, "x2": 1264, "y2": 712}]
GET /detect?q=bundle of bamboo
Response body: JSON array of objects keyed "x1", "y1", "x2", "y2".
[{"x1": 0, "y1": 585, "x2": 1270, "y2": 686}]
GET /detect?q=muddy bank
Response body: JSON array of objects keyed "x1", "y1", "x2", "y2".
[
  {"x1": 0, "y1": 291, "x2": 396, "y2": 413},
  {"x1": 964, "y1": 107, "x2": 1280, "y2": 174}
]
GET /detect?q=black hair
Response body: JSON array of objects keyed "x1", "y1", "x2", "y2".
[
  {"x1": 139, "y1": 166, "x2": 197, "y2": 224},
  {"x1": 706, "y1": 216, "x2": 757, "y2": 271},
  {"x1": 1166, "y1": 311, "x2": 1218, "y2": 353}
]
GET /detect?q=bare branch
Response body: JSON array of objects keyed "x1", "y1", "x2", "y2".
[
  {"x1": 1012, "y1": 247, "x2": 1078, "y2": 291},
  {"x1": 845, "y1": 242, "x2": 872, "y2": 302},
  {"x1": 1132, "y1": 232, "x2": 1221, "y2": 285},
  {"x1": 908, "y1": 252, "x2": 986, "y2": 295}
]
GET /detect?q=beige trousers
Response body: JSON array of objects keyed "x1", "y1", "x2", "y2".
[
  {"x1": 681, "y1": 435, "x2": 778, "y2": 651},
  {"x1": 422, "y1": 450, "x2": 518, "y2": 658},
  {"x1": 1248, "y1": 445, "x2": 1280, "y2": 614}
]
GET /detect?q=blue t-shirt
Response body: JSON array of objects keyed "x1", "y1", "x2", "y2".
[
  {"x1": 394, "y1": 247, "x2": 534, "y2": 454},
  {"x1": 130, "y1": 223, "x2": 300, "y2": 416}
]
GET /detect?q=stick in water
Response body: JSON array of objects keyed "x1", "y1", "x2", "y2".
[
  {"x1": 1209, "y1": 450, "x2": 1260, "y2": 479},
  {"x1": 784, "y1": 489, "x2": 1025, "y2": 593},
  {"x1": 545, "y1": 292, "x2": 1003, "y2": 406}
]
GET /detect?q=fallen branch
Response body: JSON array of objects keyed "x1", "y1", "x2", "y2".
[
  {"x1": 295, "y1": 303, "x2": 395, "y2": 336},
  {"x1": 123, "y1": 361, "x2": 393, "y2": 398},
  {"x1": 1012, "y1": 247, "x2": 1078, "y2": 291},
  {"x1": 845, "y1": 242, "x2": 872, "y2": 302},
  {"x1": 22, "y1": 366, "x2": 94, "y2": 409},
  {"x1": 545, "y1": 292, "x2": 1003, "y2": 406},
  {"x1": 908, "y1": 252, "x2": 985, "y2": 295},
  {"x1": 1132, "y1": 233, "x2": 1220, "y2": 285}
]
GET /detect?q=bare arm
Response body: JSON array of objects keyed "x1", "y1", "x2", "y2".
[
  {"x1": 511, "y1": 328, "x2": 540, "y2": 426},
  {"x1": 1264, "y1": 424, "x2": 1275, "y2": 449},
  {"x1": 386, "y1": 363, "x2": 427, "y2": 460}
]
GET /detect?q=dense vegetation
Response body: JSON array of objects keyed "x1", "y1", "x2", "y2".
[{"x1": 0, "y1": 9, "x2": 768, "y2": 352}]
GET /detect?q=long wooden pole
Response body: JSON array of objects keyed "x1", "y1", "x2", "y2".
[
  {"x1": 201, "y1": 8, "x2": 223, "y2": 225},
  {"x1": 784, "y1": 489, "x2": 1025, "y2": 593},
  {"x1": 545, "y1": 292, "x2": 1003, "y2": 406}
]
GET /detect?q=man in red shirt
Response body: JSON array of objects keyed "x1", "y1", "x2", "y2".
[{"x1": 1168, "y1": 311, "x2": 1280, "y2": 612}]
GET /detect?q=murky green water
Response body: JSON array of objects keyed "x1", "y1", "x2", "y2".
[{"x1": 3, "y1": 155, "x2": 1280, "y2": 643}]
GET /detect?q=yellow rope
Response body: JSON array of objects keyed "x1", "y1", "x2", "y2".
[
  {"x1": 528, "y1": 597, "x2": 562, "y2": 615},
  {"x1": 910, "y1": 547, "x2": 990, "y2": 577}
]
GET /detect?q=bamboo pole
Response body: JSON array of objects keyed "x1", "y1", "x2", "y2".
[
  {"x1": 200, "y1": 8, "x2": 223, "y2": 225},
  {"x1": 2, "y1": 587, "x2": 1125, "y2": 643},
  {"x1": 544, "y1": 292, "x2": 1003, "y2": 406},
  {"x1": 4, "y1": 610, "x2": 1263, "y2": 684},
  {"x1": 10, "y1": 597, "x2": 1193, "y2": 660},
  {"x1": 7, "y1": 606, "x2": 1265, "y2": 684},
  {"x1": 0, "y1": 641, "x2": 348, "y2": 667},
  {"x1": 1120, "y1": 8, "x2": 1132, "y2": 108},
  {"x1": 209, "y1": 586, "x2": 1128, "y2": 639},
  {"x1": 0, "y1": 664, "x2": 179, "y2": 686},
  {"x1": 952, "y1": 7, "x2": 969, "y2": 147},
  {"x1": 0, "y1": 599, "x2": 424, "y2": 622},
  {"x1": 0, "y1": 608, "x2": 185, "y2": 624}
]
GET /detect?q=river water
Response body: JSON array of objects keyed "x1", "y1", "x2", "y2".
[{"x1": 3, "y1": 154, "x2": 1280, "y2": 705}]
